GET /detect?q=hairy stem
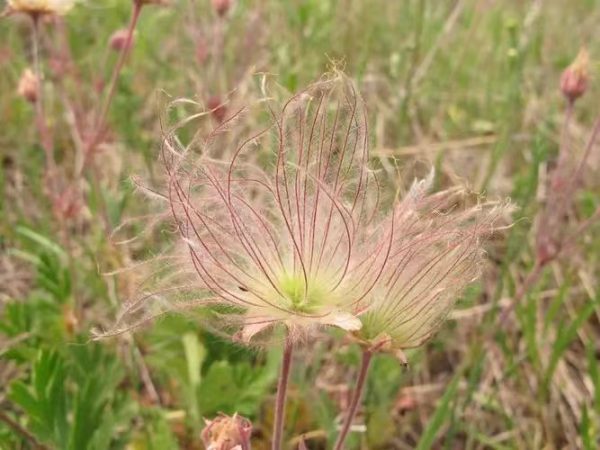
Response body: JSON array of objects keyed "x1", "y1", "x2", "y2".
[
  {"x1": 272, "y1": 338, "x2": 294, "y2": 450},
  {"x1": 333, "y1": 349, "x2": 373, "y2": 450}
]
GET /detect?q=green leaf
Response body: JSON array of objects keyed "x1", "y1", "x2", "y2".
[
  {"x1": 415, "y1": 374, "x2": 461, "y2": 450},
  {"x1": 544, "y1": 293, "x2": 599, "y2": 387}
]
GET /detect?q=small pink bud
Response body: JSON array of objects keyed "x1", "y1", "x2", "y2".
[
  {"x1": 201, "y1": 413, "x2": 252, "y2": 450},
  {"x1": 560, "y1": 48, "x2": 589, "y2": 102},
  {"x1": 17, "y1": 68, "x2": 39, "y2": 103},
  {"x1": 109, "y1": 29, "x2": 134, "y2": 52},
  {"x1": 212, "y1": 0, "x2": 232, "y2": 17},
  {"x1": 207, "y1": 95, "x2": 227, "y2": 123}
]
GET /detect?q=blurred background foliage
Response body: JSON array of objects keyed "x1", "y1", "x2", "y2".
[{"x1": 1, "y1": 0, "x2": 600, "y2": 449}]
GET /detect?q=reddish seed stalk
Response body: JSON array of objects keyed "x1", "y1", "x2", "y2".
[
  {"x1": 31, "y1": 15, "x2": 56, "y2": 177},
  {"x1": 272, "y1": 338, "x2": 294, "y2": 450},
  {"x1": 84, "y1": 0, "x2": 142, "y2": 168},
  {"x1": 333, "y1": 349, "x2": 373, "y2": 450},
  {"x1": 502, "y1": 103, "x2": 600, "y2": 325}
]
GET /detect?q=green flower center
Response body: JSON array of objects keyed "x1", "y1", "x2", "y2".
[{"x1": 279, "y1": 274, "x2": 328, "y2": 313}]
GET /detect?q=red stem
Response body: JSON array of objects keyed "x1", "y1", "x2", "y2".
[
  {"x1": 31, "y1": 15, "x2": 55, "y2": 177},
  {"x1": 272, "y1": 338, "x2": 294, "y2": 450},
  {"x1": 82, "y1": 1, "x2": 142, "y2": 171},
  {"x1": 333, "y1": 349, "x2": 373, "y2": 450}
]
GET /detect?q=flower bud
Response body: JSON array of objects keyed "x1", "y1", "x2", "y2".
[
  {"x1": 207, "y1": 95, "x2": 227, "y2": 123},
  {"x1": 109, "y1": 29, "x2": 135, "y2": 52},
  {"x1": 17, "y1": 68, "x2": 39, "y2": 103},
  {"x1": 201, "y1": 413, "x2": 252, "y2": 450},
  {"x1": 560, "y1": 48, "x2": 590, "y2": 102},
  {"x1": 212, "y1": 0, "x2": 231, "y2": 17}
]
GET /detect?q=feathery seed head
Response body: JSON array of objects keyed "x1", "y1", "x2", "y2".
[
  {"x1": 103, "y1": 73, "x2": 389, "y2": 345},
  {"x1": 354, "y1": 172, "x2": 509, "y2": 350},
  {"x1": 102, "y1": 73, "x2": 508, "y2": 350}
]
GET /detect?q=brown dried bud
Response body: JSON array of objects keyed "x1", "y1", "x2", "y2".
[
  {"x1": 201, "y1": 413, "x2": 252, "y2": 450},
  {"x1": 212, "y1": 0, "x2": 232, "y2": 17},
  {"x1": 17, "y1": 68, "x2": 39, "y2": 103},
  {"x1": 207, "y1": 95, "x2": 227, "y2": 123},
  {"x1": 560, "y1": 48, "x2": 590, "y2": 102}
]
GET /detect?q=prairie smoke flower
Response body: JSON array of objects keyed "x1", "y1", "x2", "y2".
[
  {"x1": 333, "y1": 174, "x2": 508, "y2": 450},
  {"x1": 106, "y1": 73, "x2": 397, "y2": 344},
  {"x1": 6, "y1": 0, "x2": 76, "y2": 15},
  {"x1": 104, "y1": 73, "x2": 507, "y2": 352},
  {"x1": 355, "y1": 173, "x2": 507, "y2": 351}
]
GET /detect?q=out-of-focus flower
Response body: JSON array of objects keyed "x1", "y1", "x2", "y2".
[
  {"x1": 201, "y1": 413, "x2": 252, "y2": 450},
  {"x1": 17, "y1": 68, "x2": 39, "y2": 103},
  {"x1": 560, "y1": 48, "x2": 590, "y2": 102},
  {"x1": 7, "y1": 0, "x2": 76, "y2": 15},
  {"x1": 109, "y1": 29, "x2": 135, "y2": 52},
  {"x1": 355, "y1": 172, "x2": 508, "y2": 351},
  {"x1": 212, "y1": 0, "x2": 232, "y2": 17},
  {"x1": 206, "y1": 95, "x2": 227, "y2": 123}
]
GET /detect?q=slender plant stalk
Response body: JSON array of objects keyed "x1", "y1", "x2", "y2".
[
  {"x1": 31, "y1": 15, "x2": 56, "y2": 177},
  {"x1": 0, "y1": 410, "x2": 48, "y2": 450},
  {"x1": 498, "y1": 259, "x2": 543, "y2": 325},
  {"x1": 333, "y1": 349, "x2": 373, "y2": 450},
  {"x1": 567, "y1": 114, "x2": 600, "y2": 197},
  {"x1": 272, "y1": 338, "x2": 294, "y2": 450},
  {"x1": 556, "y1": 99, "x2": 574, "y2": 170},
  {"x1": 84, "y1": 0, "x2": 142, "y2": 168},
  {"x1": 500, "y1": 107, "x2": 600, "y2": 326}
]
